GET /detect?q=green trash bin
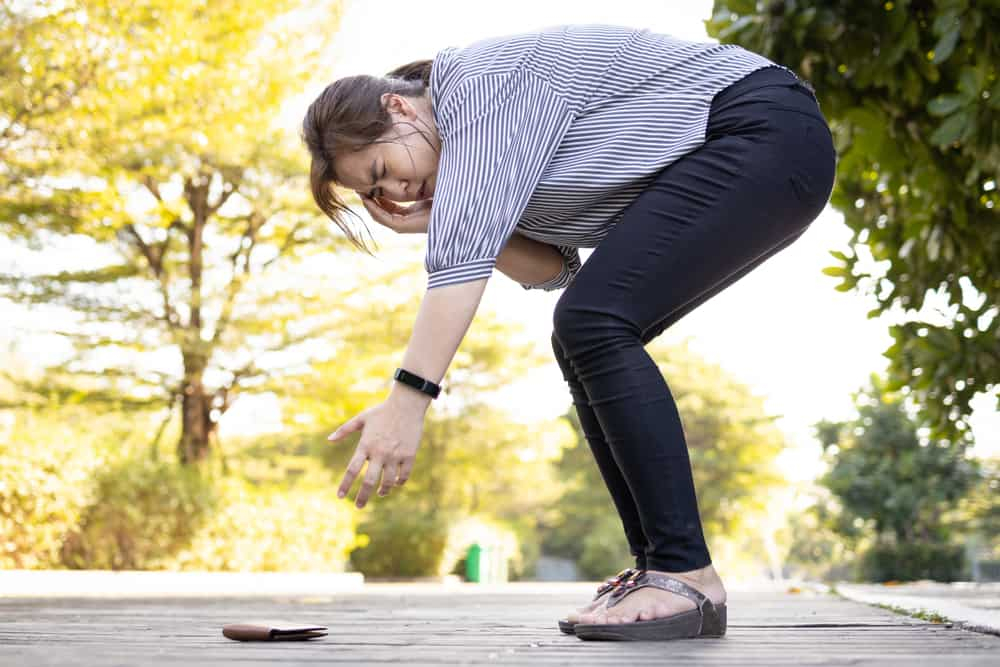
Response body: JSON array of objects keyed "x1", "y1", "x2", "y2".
[
  {"x1": 466, "y1": 542, "x2": 508, "y2": 583},
  {"x1": 466, "y1": 543, "x2": 484, "y2": 582}
]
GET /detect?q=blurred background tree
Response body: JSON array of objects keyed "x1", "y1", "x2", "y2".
[
  {"x1": 706, "y1": 0, "x2": 999, "y2": 444},
  {"x1": 541, "y1": 340, "x2": 790, "y2": 580},
  {"x1": 0, "y1": 0, "x2": 348, "y2": 463},
  {"x1": 810, "y1": 375, "x2": 981, "y2": 581}
]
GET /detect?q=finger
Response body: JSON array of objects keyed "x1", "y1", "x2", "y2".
[
  {"x1": 360, "y1": 196, "x2": 395, "y2": 227},
  {"x1": 355, "y1": 459, "x2": 383, "y2": 508},
  {"x1": 338, "y1": 450, "x2": 367, "y2": 499},
  {"x1": 373, "y1": 196, "x2": 408, "y2": 215},
  {"x1": 378, "y1": 196, "x2": 432, "y2": 216},
  {"x1": 378, "y1": 461, "x2": 400, "y2": 496},
  {"x1": 397, "y1": 457, "x2": 414, "y2": 487},
  {"x1": 328, "y1": 418, "x2": 363, "y2": 442}
]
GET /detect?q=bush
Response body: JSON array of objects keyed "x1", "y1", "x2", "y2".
[
  {"x1": 60, "y1": 456, "x2": 219, "y2": 569},
  {"x1": 577, "y1": 513, "x2": 633, "y2": 580},
  {"x1": 860, "y1": 542, "x2": 967, "y2": 582},
  {"x1": 349, "y1": 497, "x2": 453, "y2": 578},
  {"x1": 0, "y1": 407, "x2": 160, "y2": 569},
  {"x1": 156, "y1": 472, "x2": 362, "y2": 572}
]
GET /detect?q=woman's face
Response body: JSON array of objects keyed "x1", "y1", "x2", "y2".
[{"x1": 334, "y1": 92, "x2": 440, "y2": 203}]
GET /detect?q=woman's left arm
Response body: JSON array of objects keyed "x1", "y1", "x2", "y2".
[{"x1": 328, "y1": 277, "x2": 488, "y2": 507}]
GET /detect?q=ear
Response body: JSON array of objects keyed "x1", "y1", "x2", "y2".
[{"x1": 381, "y1": 92, "x2": 414, "y2": 119}]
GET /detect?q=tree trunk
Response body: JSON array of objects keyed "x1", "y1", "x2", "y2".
[
  {"x1": 177, "y1": 356, "x2": 214, "y2": 464},
  {"x1": 177, "y1": 173, "x2": 213, "y2": 464}
]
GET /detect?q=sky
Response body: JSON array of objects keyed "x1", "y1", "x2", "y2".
[{"x1": 3, "y1": 0, "x2": 997, "y2": 480}]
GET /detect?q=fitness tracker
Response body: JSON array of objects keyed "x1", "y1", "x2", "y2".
[{"x1": 393, "y1": 367, "x2": 441, "y2": 399}]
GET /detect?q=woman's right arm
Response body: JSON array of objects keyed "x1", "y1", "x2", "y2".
[{"x1": 495, "y1": 232, "x2": 565, "y2": 288}]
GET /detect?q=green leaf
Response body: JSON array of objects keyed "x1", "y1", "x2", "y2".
[
  {"x1": 822, "y1": 265, "x2": 847, "y2": 277},
  {"x1": 957, "y1": 66, "x2": 983, "y2": 99},
  {"x1": 927, "y1": 94, "x2": 965, "y2": 117},
  {"x1": 989, "y1": 78, "x2": 1000, "y2": 109},
  {"x1": 929, "y1": 111, "x2": 969, "y2": 145},
  {"x1": 728, "y1": 0, "x2": 757, "y2": 14},
  {"x1": 931, "y1": 24, "x2": 961, "y2": 64}
]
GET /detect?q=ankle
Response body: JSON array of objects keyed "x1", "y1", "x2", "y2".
[{"x1": 648, "y1": 563, "x2": 721, "y2": 584}]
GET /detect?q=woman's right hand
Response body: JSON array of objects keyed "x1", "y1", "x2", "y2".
[{"x1": 361, "y1": 195, "x2": 432, "y2": 234}]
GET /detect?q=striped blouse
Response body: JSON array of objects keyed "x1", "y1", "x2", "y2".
[{"x1": 424, "y1": 24, "x2": 787, "y2": 291}]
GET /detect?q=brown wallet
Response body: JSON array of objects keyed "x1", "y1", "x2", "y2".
[{"x1": 222, "y1": 621, "x2": 328, "y2": 641}]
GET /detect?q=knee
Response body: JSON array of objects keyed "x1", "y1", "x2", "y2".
[
  {"x1": 552, "y1": 293, "x2": 585, "y2": 346},
  {"x1": 553, "y1": 292, "x2": 634, "y2": 350}
]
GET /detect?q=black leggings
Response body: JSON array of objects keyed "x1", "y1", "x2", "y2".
[{"x1": 550, "y1": 66, "x2": 836, "y2": 572}]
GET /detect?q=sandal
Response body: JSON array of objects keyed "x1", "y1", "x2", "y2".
[
  {"x1": 557, "y1": 567, "x2": 640, "y2": 635},
  {"x1": 573, "y1": 569, "x2": 727, "y2": 641}
]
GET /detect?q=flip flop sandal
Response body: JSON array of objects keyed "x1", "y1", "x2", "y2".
[
  {"x1": 573, "y1": 570, "x2": 727, "y2": 641},
  {"x1": 557, "y1": 567, "x2": 640, "y2": 635}
]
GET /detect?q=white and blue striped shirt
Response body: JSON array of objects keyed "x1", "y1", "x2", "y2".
[{"x1": 425, "y1": 24, "x2": 785, "y2": 291}]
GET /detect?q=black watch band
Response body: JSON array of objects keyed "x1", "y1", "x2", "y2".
[{"x1": 393, "y1": 367, "x2": 441, "y2": 399}]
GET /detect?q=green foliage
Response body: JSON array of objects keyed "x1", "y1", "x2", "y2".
[
  {"x1": 707, "y1": 0, "x2": 999, "y2": 443},
  {"x1": 819, "y1": 376, "x2": 979, "y2": 545},
  {"x1": 577, "y1": 514, "x2": 633, "y2": 580},
  {"x1": 543, "y1": 340, "x2": 790, "y2": 577},
  {"x1": 815, "y1": 375, "x2": 980, "y2": 580},
  {"x1": 957, "y1": 457, "x2": 1000, "y2": 554},
  {"x1": 860, "y1": 541, "x2": 966, "y2": 582},
  {"x1": 348, "y1": 495, "x2": 453, "y2": 578},
  {"x1": 60, "y1": 456, "x2": 219, "y2": 570},
  {"x1": 0, "y1": 405, "x2": 153, "y2": 568},
  {"x1": 0, "y1": 0, "x2": 347, "y2": 461},
  {"x1": 781, "y1": 493, "x2": 866, "y2": 582},
  {"x1": 0, "y1": 400, "x2": 361, "y2": 572},
  {"x1": 158, "y1": 473, "x2": 362, "y2": 572}
]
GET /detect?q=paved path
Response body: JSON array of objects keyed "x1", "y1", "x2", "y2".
[
  {"x1": 2, "y1": 582, "x2": 999, "y2": 665},
  {"x1": 837, "y1": 582, "x2": 1000, "y2": 636}
]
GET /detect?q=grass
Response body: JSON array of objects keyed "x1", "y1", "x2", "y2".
[
  {"x1": 872, "y1": 602, "x2": 952, "y2": 625},
  {"x1": 827, "y1": 584, "x2": 953, "y2": 625}
]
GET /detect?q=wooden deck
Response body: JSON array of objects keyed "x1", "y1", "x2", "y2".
[{"x1": 1, "y1": 582, "x2": 998, "y2": 665}]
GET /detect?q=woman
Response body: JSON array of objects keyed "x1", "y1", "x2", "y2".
[{"x1": 303, "y1": 24, "x2": 836, "y2": 642}]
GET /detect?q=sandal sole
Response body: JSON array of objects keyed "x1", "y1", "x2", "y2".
[{"x1": 573, "y1": 603, "x2": 726, "y2": 641}]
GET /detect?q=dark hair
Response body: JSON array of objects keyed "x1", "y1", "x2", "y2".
[{"x1": 301, "y1": 59, "x2": 435, "y2": 255}]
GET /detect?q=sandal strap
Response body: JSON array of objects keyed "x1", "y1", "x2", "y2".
[
  {"x1": 606, "y1": 570, "x2": 712, "y2": 613},
  {"x1": 593, "y1": 567, "x2": 638, "y2": 599}
]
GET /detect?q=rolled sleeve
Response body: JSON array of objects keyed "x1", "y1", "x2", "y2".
[{"x1": 425, "y1": 73, "x2": 574, "y2": 291}]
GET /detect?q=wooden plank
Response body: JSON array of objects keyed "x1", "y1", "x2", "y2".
[{"x1": 0, "y1": 586, "x2": 998, "y2": 665}]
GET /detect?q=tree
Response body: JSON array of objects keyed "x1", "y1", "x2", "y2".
[
  {"x1": 706, "y1": 0, "x2": 999, "y2": 443},
  {"x1": 816, "y1": 374, "x2": 980, "y2": 580},
  {"x1": 0, "y1": 0, "x2": 347, "y2": 462},
  {"x1": 543, "y1": 340, "x2": 789, "y2": 578}
]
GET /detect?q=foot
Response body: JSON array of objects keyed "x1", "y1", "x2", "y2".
[
  {"x1": 577, "y1": 564, "x2": 726, "y2": 625},
  {"x1": 564, "y1": 596, "x2": 607, "y2": 624},
  {"x1": 564, "y1": 568, "x2": 639, "y2": 624}
]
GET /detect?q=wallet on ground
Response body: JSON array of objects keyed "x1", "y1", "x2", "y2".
[{"x1": 222, "y1": 621, "x2": 328, "y2": 641}]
